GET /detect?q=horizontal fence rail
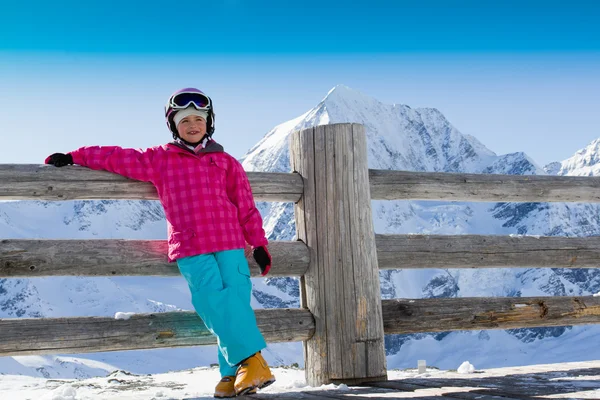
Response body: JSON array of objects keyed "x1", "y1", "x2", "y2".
[
  {"x1": 0, "y1": 165, "x2": 303, "y2": 203},
  {"x1": 369, "y1": 170, "x2": 600, "y2": 203},
  {"x1": 3, "y1": 235, "x2": 597, "y2": 278},
  {"x1": 382, "y1": 296, "x2": 600, "y2": 334},
  {"x1": 0, "y1": 308, "x2": 314, "y2": 357},
  {"x1": 2, "y1": 295, "x2": 597, "y2": 357},
  {"x1": 7, "y1": 165, "x2": 600, "y2": 204},
  {"x1": 0, "y1": 240, "x2": 309, "y2": 278},
  {"x1": 376, "y1": 234, "x2": 600, "y2": 269}
]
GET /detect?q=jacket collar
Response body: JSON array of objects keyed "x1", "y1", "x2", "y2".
[{"x1": 168, "y1": 139, "x2": 224, "y2": 155}]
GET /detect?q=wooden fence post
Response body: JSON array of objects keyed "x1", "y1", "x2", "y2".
[{"x1": 290, "y1": 123, "x2": 387, "y2": 386}]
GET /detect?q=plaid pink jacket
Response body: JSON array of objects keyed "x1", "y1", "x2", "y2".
[{"x1": 69, "y1": 141, "x2": 268, "y2": 262}]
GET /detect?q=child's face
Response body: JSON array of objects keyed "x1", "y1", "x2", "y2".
[{"x1": 177, "y1": 116, "x2": 207, "y2": 143}]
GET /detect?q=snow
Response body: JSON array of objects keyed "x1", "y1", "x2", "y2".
[
  {"x1": 552, "y1": 138, "x2": 600, "y2": 176},
  {"x1": 509, "y1": 233, "x2": 542, "y2": 238},
  {"x1": 43, "y1": 384, "x2": 76, "y2": 400},
  {"x1": 457, "y1": 361, "x2": 475, "y2": 374},
  {"x1": 2, "y1": 363, "x2": 599, "y2": 399},
  {"x1": 115, "y1": 312, "x2": 135, "y2": 320},
  {"x1": 0, "y1": 367, "x2": 309, "y2": 400}
]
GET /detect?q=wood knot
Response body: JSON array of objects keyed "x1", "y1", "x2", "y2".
[
  {"x1": 537, "y1": 301, "x2": 548, "y2": 318},
  {"x1": 397, "y1": 304, "x2": 413, "y2": 316},
  {"x1": 569, "y1": 256, "x2": 577, "y2": 266}
]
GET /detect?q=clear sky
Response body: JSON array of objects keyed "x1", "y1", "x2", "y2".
[{"x1": 1, "y1": 0, "x2": 599, "y2": 167}]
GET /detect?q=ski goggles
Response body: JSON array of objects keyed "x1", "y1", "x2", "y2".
[{"x1": 169, "y1": 91, "x2": 211, "y2": 110}]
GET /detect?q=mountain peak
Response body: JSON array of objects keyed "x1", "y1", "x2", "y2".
[
  {"x1": 322, "y1": 84, "x2": 379, "y2": 108},
  {"x1": 241, "y1": 84, "x2": 503, "y2": 174},
  {"x1": 554, "y1": 137, "x2": 600, "y2": 176},
  {"x1": 326, "y1": 84, "x2": 353, "y2": 95},
  {"x1": 575, "y1": 137, "x2": 600, "y2": 156}
]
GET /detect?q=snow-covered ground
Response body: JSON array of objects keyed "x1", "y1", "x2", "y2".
[{"x1": 1, "y1": 361, "x2": 599, "y2": 399}]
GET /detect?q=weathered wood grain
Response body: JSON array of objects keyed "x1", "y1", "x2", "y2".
[
  {"x1": 0, "y1": 165, "x2": 303, "y2": 202},
  {"x1": 291, "y1": 123, "x2": 387, "y2": 386},
  {"x1": 252, "y1": 386, "x2": 457, "y2": 399},
  {"x1": 292, "y1": 126, "x2": 329, "y2": 386},
  {"x1": 382, "y1": 296, "x2": 600, "y2": 334},
  {"x1": 376, "y1": 234, "x2": 600, "y2": 270},
  {"x1": 322, "y1": 125, "x2": 344, "y2": 380},
  {"x1": 3, "y1": 234, "x2": 597, "y2": 278},
  {"x1": 0, "y1": 308, "x2": 314, "y2": 356},
  {"x1": 10, "y1": 165, "x2": 600, "y2": 204},
  {"x1": 367, "y1": 379, "x2": 524, "y2": 399},
  {"x1": 352, "y1": 125, "x2": 387, "y2": 380},
  {"x1": 369, "y1": 169, "x2": 600, "y2": 203},
  {"x1": 0, "y1": 239, "x2": 309, "y2": 278}
]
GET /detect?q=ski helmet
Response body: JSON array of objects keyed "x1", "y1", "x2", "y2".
[{"x1": 165, "y1": 88, "x2": 215, "y2": 139}]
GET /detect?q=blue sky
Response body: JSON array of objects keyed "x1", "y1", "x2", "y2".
[
  {"x1": 1, "y1": 1, "x2": 599, "y2": 167},
  {"x1": 3, "y1": 1, "x2": 599, "y2": 53}
]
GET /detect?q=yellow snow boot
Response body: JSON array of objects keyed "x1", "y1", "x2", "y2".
[
  {"x1": 214, "y1": 376, "x2": 256, "y2": 398},
  {"x1": 234, "y1": 352, "x2": 276, "y2": 396}
]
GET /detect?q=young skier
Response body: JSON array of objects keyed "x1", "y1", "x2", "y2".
[{"x1": 45, "y1": 87, "x2": 276, "y2": 397}]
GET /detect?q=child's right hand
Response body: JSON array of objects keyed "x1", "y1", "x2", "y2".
[{"x1": 45, "y1": 153, "x2": 73, "y2": 167}]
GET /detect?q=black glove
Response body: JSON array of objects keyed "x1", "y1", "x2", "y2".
[
  {"x1": 45, "y1": 153, "x2": 73, "y2": 167},
  {"x1": 253, "y1": 246, "x2": 272, "y2": 276}
]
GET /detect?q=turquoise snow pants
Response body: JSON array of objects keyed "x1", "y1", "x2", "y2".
[{"x1": 177, "y1": 249, "x2": 267, "y2": 377}]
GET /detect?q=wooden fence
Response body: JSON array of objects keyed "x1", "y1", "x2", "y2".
[{"x1": 1, "y1": 123, "x2": 600, "y2": 386}]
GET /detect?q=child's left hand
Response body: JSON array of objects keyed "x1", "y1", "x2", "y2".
[{"x1": 253, "y1": 246, "x2": 272, "y2": 276}]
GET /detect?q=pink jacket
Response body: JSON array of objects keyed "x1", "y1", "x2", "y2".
[{"x1": 69, "y1": 140, "x2": 268, "y2": 262}]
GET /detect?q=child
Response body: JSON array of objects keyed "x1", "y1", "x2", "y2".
[{"x1": 45, "y1": 87, "x2": 276, "y2": 398}]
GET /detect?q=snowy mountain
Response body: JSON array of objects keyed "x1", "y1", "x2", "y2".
[
  {"x1": 2, "y1": 85, "x2": 600, "y2": 379},
  {"x1": 545, "y1": 138, "x2": 600, "y2": 176}
]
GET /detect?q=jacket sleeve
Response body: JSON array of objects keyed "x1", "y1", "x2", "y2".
[
  {"x1": 226, "y1": 157, "x2": 268, "y2": 248},
  {"x1": 69, "y1": 146, "x2": 158, "y2": 183}
]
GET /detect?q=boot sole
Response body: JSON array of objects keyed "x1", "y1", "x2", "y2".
[{"x1": 236, "y1": 378, "x2": 275, "y2": 396}]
